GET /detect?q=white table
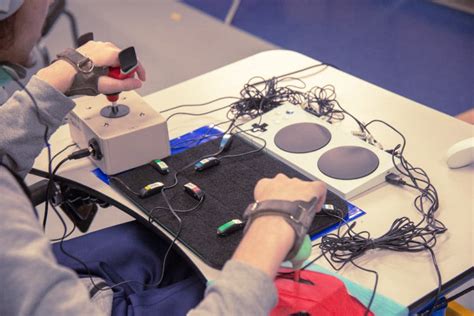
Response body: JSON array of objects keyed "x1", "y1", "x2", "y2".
[{"x1": 33, "y1": 50, "x2": 473, "y2": 313}]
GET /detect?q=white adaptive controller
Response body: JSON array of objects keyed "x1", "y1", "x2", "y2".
[{"x1": 446, "y1": 137, "x2": 474, "y2": 169}]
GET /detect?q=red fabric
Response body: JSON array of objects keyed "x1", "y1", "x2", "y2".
[{"x1": 271, "y1": 269, "x2": 373, "y2": 316}]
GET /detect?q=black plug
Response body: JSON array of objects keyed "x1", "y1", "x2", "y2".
[
  {"x1": 385, "y1": 173, "x2": 406, "y2": 186},
  {"x1": 68, "y1": 148, "x2": 92, "y2": 160}
]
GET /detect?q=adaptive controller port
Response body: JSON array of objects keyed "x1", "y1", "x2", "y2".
[{"x1": 88, "y1": 138, "x2": 103, "y2": 160}]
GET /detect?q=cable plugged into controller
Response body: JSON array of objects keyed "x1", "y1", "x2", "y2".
[
  {"x1": 139, "y1": 182, "x2": 164, "y2": 198},
  {"x1": 385, "y1": 173, "x2": 406, "y2": 186},
  {"x1": 67, "y1": 147, "x2": 93, "y2": 160},
  {"x1": 219, "y1": 133, "x2": 233, "y2": 152},
  {"x1": 194, "y1": 157, "x2": 220, "y2": 171},
  {"x1": 88, "y1": 138, "x2": 103, "y2": 160}
]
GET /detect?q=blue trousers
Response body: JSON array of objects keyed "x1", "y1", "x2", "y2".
[{"x1": 53, "y1": 221, "x2": 205, "y2": 316}]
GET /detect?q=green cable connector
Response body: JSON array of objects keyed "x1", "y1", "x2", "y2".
[
  {"x1": 150, "y1": 159, "x2": 169, "y2": 174},
  {"x1": 217, "y1": 219, "x2": 245, "y2": 237}
]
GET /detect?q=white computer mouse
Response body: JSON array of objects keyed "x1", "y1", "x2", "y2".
[{"x1": 446, "y1": 137, "x2": 474, "y2": 169}]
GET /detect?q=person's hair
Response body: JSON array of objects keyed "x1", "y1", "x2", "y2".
[{"x1": 0, "y1": 12, "x2": 17, "y2": 51}]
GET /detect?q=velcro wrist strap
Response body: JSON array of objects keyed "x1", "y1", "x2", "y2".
[
  {"x1": 55, "y1": 48, "x2": 108, "y2": 97},
  {"x1": 57, "y1": 48, "x2": 94, "y2": 73},
  {"x1": 243, "y1": 198, "x2": 318, "y2": 260}
]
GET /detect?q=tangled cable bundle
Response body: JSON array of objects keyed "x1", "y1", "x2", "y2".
[
  {"x1": 304, "y1": 85, "x2": 345, "y2": 122},
  {"x1": 227, "y1": 76, "x2": 346, "y2": 124}
]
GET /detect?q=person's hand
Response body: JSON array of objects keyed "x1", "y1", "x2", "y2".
[
  {"x1": 252, "y1": 173, "x2": 327, "y2": 248},
  {"x1": 254, "y1": 173, "x2": 326, "y2": 208},
  {"x1": 232, "y1": 174, "x2": 327, "y2": 277},
  {"x1": 76, "y1": 41, "x2": 146, "y2": 94},
  {"x1": 37, "y1": 41, "x2": 146, "y2": 94}
]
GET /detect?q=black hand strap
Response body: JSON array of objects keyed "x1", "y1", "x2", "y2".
[
  {"x1": 55, "y1": 48, "x2": 108, "y2": 97},
  {"x1": 243, "y1": 198, "x2": 318, "y2": 260}
]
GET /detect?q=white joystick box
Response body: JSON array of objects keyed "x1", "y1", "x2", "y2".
[{"x1": 68, "y1": 91, "x2": 170, "y2": 175}]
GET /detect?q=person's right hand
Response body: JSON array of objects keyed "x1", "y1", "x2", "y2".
[
  {"x1": 254, "y1": 173, "x2": 327, "y2": 209},
  {"x1": 232, "y1": 174, "x2": 327, "y2": 277}
]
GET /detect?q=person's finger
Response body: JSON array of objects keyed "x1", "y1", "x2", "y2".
[
  {"x1": 105, "y1": 49, "x2": 121, "y2": 67},
  {"x1": 274, "y1": 173, "x2": 288, "y2": 180},
  {"x1": 254, "y1": 177, "x2": 269, "y2": 200},
  {"x1": 97, "y1": 77, "x2": 142, "y2": 95},
  {"x1": 104, "y1": 41, "x2": 119, "y2": 49},
  {"x1": 136, "y1": 61, "x2": 146, "y2": 81},
  {"x1": 312, "y1": 182, "x2": 327, "y2": 212}
]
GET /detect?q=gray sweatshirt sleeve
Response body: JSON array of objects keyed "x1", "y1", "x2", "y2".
[
  {"x1": 0, "y1": 75, "x2": 75, "y2": 177},
  {"x1": 0, "y1": 167, "x2": 104, "y2": 316},
  {"x1": 189, "y1": 260, "x2": 278, "y2": 315},
  {"x1": 0, "y1": 77, "x2": 106, "y2": 315}
]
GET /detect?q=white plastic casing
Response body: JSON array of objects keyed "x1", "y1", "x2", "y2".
[
  {"x1": 68, "y1": 91, "x2": 170, "y2": 175},
  {"x1": 240, "y1": 104, "x2": 398, "y2": 199},
  {"x1": 446, "y1": 137, "x2": 474, "y2": 169}
]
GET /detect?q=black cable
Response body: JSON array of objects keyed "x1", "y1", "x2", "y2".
[
  {"x1": 12, "y1": 61, "x2": 440, "y2": 310},
  {"x1": 30, "y1": 165, "x2": 206, "y2": 291},
  {"x1": 161, "y1": 96, "x2": 241, "y2": 113},
  {"x1": 134, "y1": 122, "x2": 270, "y2": 287},
  {"x1": 45, "y1": 151, "x2": 140, "y2": 294},
  {"x1": 304, "y1": 117, "x2": 445, "y2": 315},
  {"x1": 110, "y1": 120, "x2": 239, "y2": 198},
  {"x1": 46, "y1": 62, "x2": 443, "y2": 312},
  {"x1": 162, "y1": 64, "x2": 339, "y2": 126},
  {"x1": 50, "y1": 223, "x2": 76, "y2": 242},
  {"x1": 51, "y1": 143, "x2": 76, "y2": 164},
  {"x1": 153, "y1": 192, "x2": 205, "y2": 287},
  {"x1": 44, "y1": 147, "x2": 93, "y2": 230},
  {"x1": 313, "y1": 208, "x2": 378, "y2": 316},
  {"x1": 45, "y1": 144, "x2": 78, "y2": 231},
  {"x1": 148, "y1": 196, "x2": 205, "y2": 217},
  {"x1": 218, "y1": 127, "x2": 267, "y2": 160},
  {"x1": 49, "y1": 155, "x2": 205, "y2": 292},
  {"x1": 47, "y1": 156, "x2": 110, "y2": 291},
  {"x1": 226, "y1": 75, "x2": 348, "y2": 125},
  {"x1": 370, "y1": 120, "x2": 444, "y2": 315},
  {"x1": 157, "y1": 63, "x2": 362, "y2": 154},
  {"x1": 158, "y1": 63, "x2": 345, "y2": 130},
  {"x1": 108, "y1": 176, "x2": 141, "y2": 196},
  {"x1": 47, "y1": 144, "x2": 211, "y2": 292},
  {"x1": 251, "y1": 63, "x2": 330, "y2": 86},
  {"x1": 172, "y1": 120, "x2": 240, "y2": 168},
  {"x1": 165, "y1": 103, "x2": 232, "y2": 122}
]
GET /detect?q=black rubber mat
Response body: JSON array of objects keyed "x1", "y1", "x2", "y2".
[{"x1": 111, "y1": 135, "x2": 348, "y2": 268}]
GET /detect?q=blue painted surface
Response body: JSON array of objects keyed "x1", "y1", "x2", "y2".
[
  {"x1": 92, "y1": 167, "x2": 110, "y2": 185},
  {"x1": 184, "y1": 0, "x2": 474, "y2": 116},
  {"x1": 169, "y1": 125, "x2": 223, "y2": 155}
]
